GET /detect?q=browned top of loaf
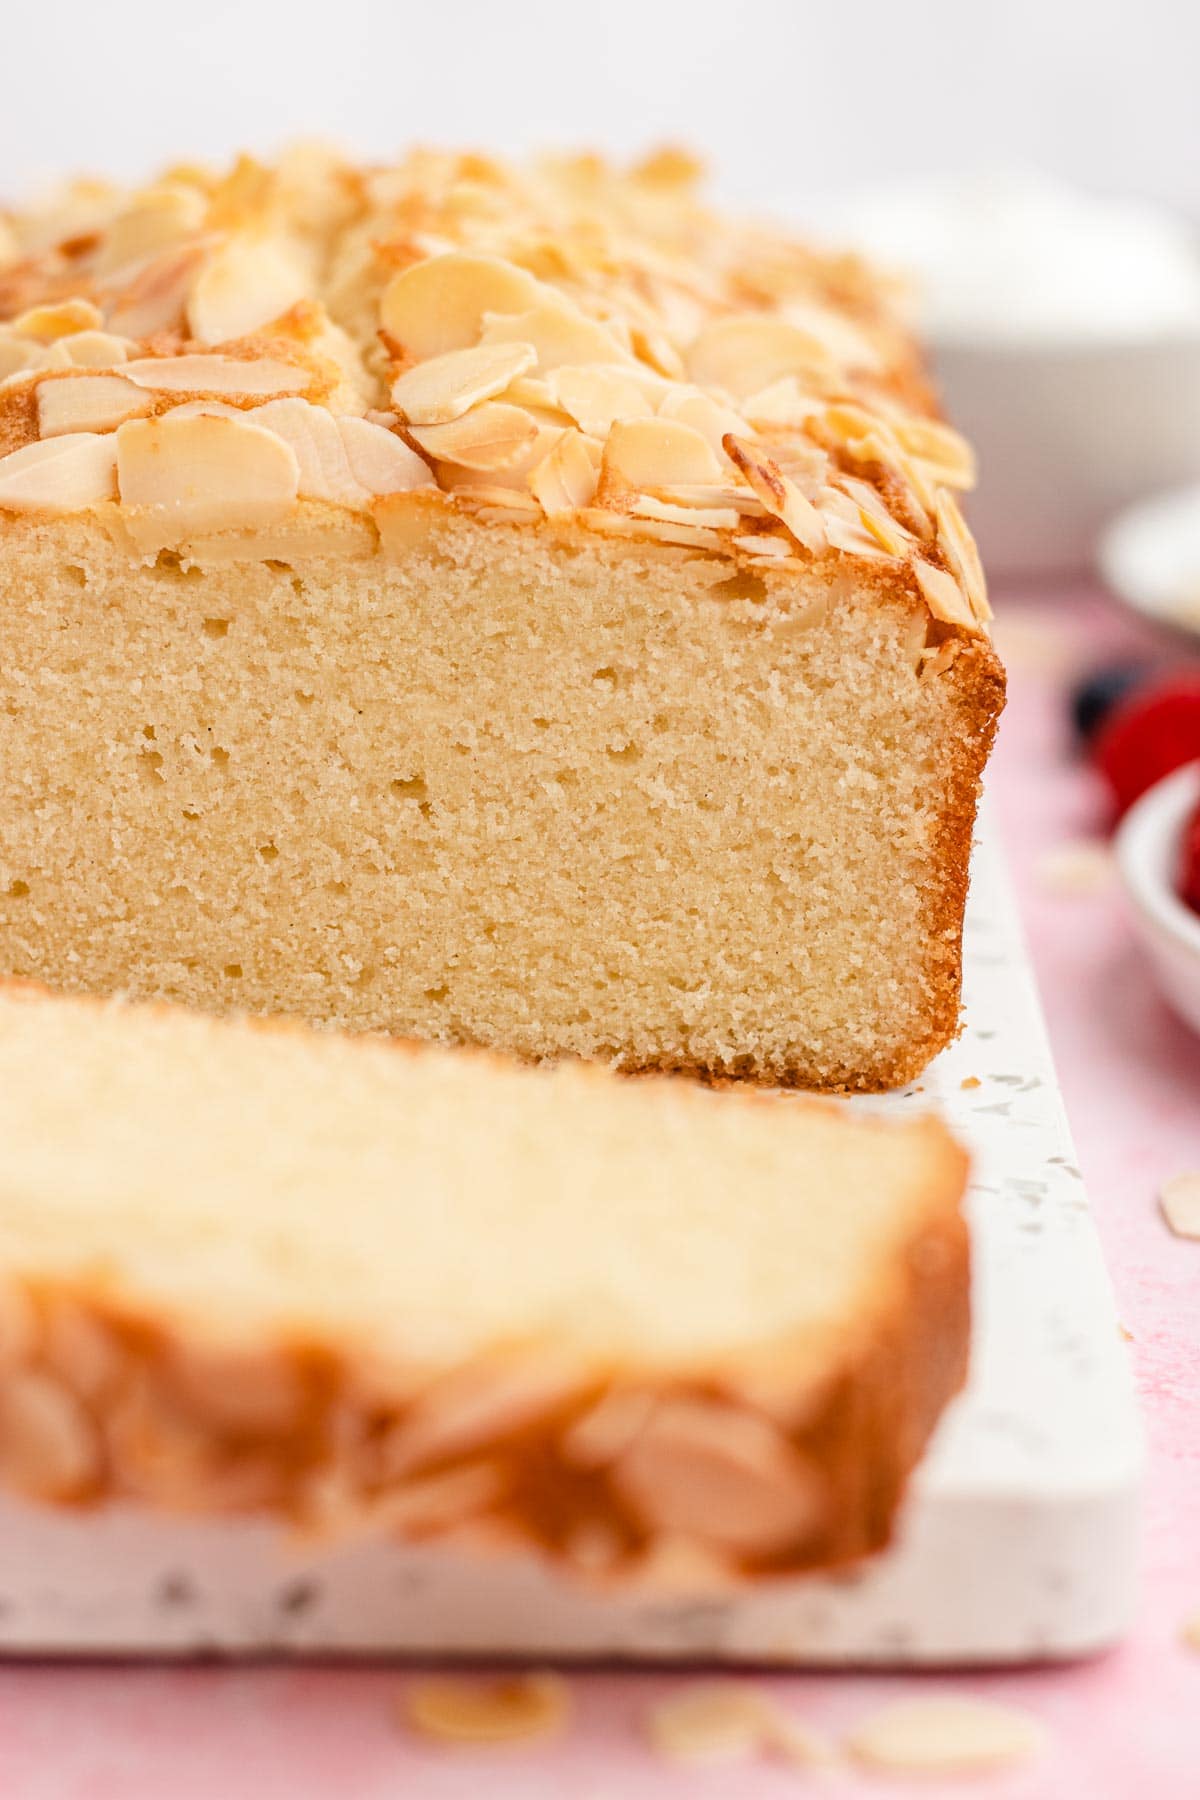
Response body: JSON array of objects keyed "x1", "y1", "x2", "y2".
[{"x1": 0, "y1": 145, "x2": 987, "y2": 635}]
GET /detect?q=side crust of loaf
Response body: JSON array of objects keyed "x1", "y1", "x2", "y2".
[{"x1": 0, "y1": 981, "x2": 971, "y2": 1588}]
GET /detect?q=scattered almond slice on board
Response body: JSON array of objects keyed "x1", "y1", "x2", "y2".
[
  {"x1": 847, "y1": 1696, "x2": 1044, "y2": 1776},
  {"x1": 403, "y1": 1673, "x2": 570, "y2": 1746},
  {"x1": 646, "y1": 1682, "x2": 834, "y2": 1768},
  {"x1": 1159, "y1": 1171, "x2": 1200, "y2": 1240}
]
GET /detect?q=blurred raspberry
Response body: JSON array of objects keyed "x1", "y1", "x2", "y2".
[{"x1": 1091, "y1": 675, "x2": 1200, "y2": 817}]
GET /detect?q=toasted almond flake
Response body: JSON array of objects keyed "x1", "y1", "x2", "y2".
[
  {"x1": 479, "y1": 296, "x2": 630, "y2": 371},
  {"x1": 338, "y1": 415, "x2": 433, "y2": 495},
  {"x1": 741, "y1": 376, "x2": 828, "y2": 428},
  {"x1": 446, "y1": 482, "x2": 542, "y2": 516},
  {"x1": 896, "y1": 416, "x2": 977, "y2": 490},
  {"x1": 380, "y1": 252, "x2": 544, "y2": 359},
  {"x1": 724, "y1": 435, "x2": 827, "y2": 554},
  {"x1": 561, "y1": 1389, "x2": 657, "y2": 1468},
  {"x1": 632, "y1": 495, "x2": 739, "y2": 530},
  {"x1": 656, "y1": 387, "x2": 750, "y2": 454},
  {"x1": 646, "y1": 1684, "x2": 774, "y2": 1765},
  {"x1": 733, "y1": 532, "x2": 792, "y2": 559},
  {"x1": 0, "y1": 433, "x2": 118, "y2": 511},
  {"x1": 1035, "y1": 839, "x2": 1115, "y2": 896},
  {"x1": 36, "y1": 374, "x2": 152, "y2": 437},
  {"x1": 57, "y1": 330, "x2": 138, "y2": 368},
  {"x1": 817, "y1": 487, "x2": 892, "y2": 560},
  {"x1": 1180, "y1": 1610, "x2": 1200, "y2": 1650},
  {"x1": 936, "y1": 488, "x2": 991, "y2": 620},
  {"x1": 1160, "y1": 1171, "x2": 1200, "y2": 1240},
  {"x1": 579, "y1": 509, "x2": 723, "y2": 552},
  {"x1": 104, "y1": 242, "x2": 211, "y2": 339},
  {"x1": 250, "y1": 397, "x2": 364, "y2": 505},
  {"x1": 121, "y1": 354, "x2": 310, "y2": 397},
  {"x1": 116, "y1": 412, "x2": 299, "y2": 538},
  {"x1": 0, "y1": 1368, "x2": 100, "y2": 1499},
  {"x1": 686, "y1": 314, "x2": 836, "y2": 399},
  {"x1": 0, "y1": 337, "x2": 39, "y2": 380},
  {"x1": 611, "y1": 1397, "x2": 824, "y2": 1555},
  {"x1": 187, "y1": 236, "x2": 309, "y2": 345},
  {"x1": 914, "y1": 559, "x2": 977, "y2": 630},
  {"x1": 847, "y1": 1698, "x2": 1044, "y2": 1776},
  {"x1": 12, "y1": 299, "x2": 104, "y2": 342},
  {"x1": 603, "y1": 416, "x2": 723, "y2": 488},
  {"x1": 551, "y1": 364, "x2": 653, "y2": 436},
  {"x1": 529, "y1": 427, "x2": 598, "y2": 515},
  {"x1": 409, "y1": 402, "x2": 538, "y2": 472},
  {"x1": 650, "y1": 481, "x2": 767, "y2": 516},
  {"x1": 382, "y1": 1357, "x2": 588, "y2": 1477},
  {"x1": 93, "y1": 184, "x2": 208, "y2": 276},
  {"x1": 391, "y1": 341, "x2": 535, "y2": 426},
  {"x1": 856, "y1": 503, "x2": 911, "y2": 558},
  {"x1": 783, "y1": 298, "x2": 883, "y2": 372},
  {"x1": 630, "y1": 324, "x2": 687, "y2": 379},
  {"x1": 404, "y1": 1673, "x2": 570, "y2": 1746},
  {"x1": 375, "y1": 1459, "x2": 507, "y2": 1534}
]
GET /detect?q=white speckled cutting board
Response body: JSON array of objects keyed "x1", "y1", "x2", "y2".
[{"x1": 0, "y1": 815, "x2": 1141, "y2": 1665}]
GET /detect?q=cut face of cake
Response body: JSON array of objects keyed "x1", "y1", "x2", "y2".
[
  {"x1": 0, "y1": 147, "x2": 1003, "y2": 1090},
  {"x1": 0, "y1": 983, "x2": 971, "y2": 1586}
]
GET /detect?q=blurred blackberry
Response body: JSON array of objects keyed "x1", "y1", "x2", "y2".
[{"x1": 1070, "y1": 661, "x2": 1155, "y2": 745}]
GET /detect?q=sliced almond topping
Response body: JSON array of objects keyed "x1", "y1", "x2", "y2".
[
  {"x1": 782, "y1": 298, "x2": 883, "y2": 372},
  {"x1": 0, "y1": 1368, "x2": 100, "y2": 1499},
  {"x1": 116, "y1": 412, "x2": 299, "y2": 538},
  {"x1": 391, "y1": 341, "x2": 536, "y2": 426},
  {"x1": 914, "y1": 558, "x2": 977, "y2": 631},
  {"x1": 741, "y1": 376, "x2": 826, "y2": 429},
  {"x1": 1160, "y1": 1171, "x2": 1200, "y2": 1240},
  {"x1": 380, "y1": 252, "x2": 544, "y2": 359},
  {"x1": 561, "y1": 1388, "x2": 657, "y2": 1467},
  {"x1": 579, "y1": 509, "x2": 724, "y2": 552},
  {"x1": 104, "y1": 242, "x2": 211, "y2": 339},
  {"x1": 381, "y1": 1357, "x2": 588, "y2": 1477},
  {"x1": 36, "y1": 373, "x2": 152, "y2": 438},
  {"x1": 168, "y1": 1343, "x2": 305, "y2": 1434},
  {"x1": 479, "y1": 296, "x2": 631, "y2": 371},
  {"x1": 896, "y1": 416, "x2": 977, "y2": 490},
  {"x1": 610, "y1": 1397, "x2": 824, "y2": 1555},
  {"x1": 93, "y1": 184, "x2": 208, "y2": 276},
  {"x1": 375, "y1": 1459, "x2": 506, "y2": 1534},
  {"x1": 632, "y1": 495, "x2": 739, "y2": 531},
  {"x1": 408, "y1": 401, "x2": 539, "y2": 472},
  {"x1": 338, "y1": 415, "x2": 434, "y2": 496},
  {"x1": 529, "y1": 426, "x2": 598, "y2": 515},
  {"x1": 57, "y1": 330, "x2": 138, "y2": 368},
  {"x1": 551, "y1": 364, "x2": 653, "y2": 436},
  {"x1": 656, "y1": 387, "x2": 750, "y2": 455},
  {"x1": 603, "y1": 416, "x2": 723, "y2": 488},
  {"x1": 646, "y1": 1683, "x2": 774, "y2": 1764},
  {"x1": 187, "y1": 236, "x2": 309, "y2": 345},
  {"x1": 12, "y1": 299, "x2": 104, "y2": 342},
  {"x1": 404, "y1": 1673, "x2": 570, "y2": 1747},
  {"x1": 935, "y1": 488, "x2": 990, "y2": 621},
  {"x1": 250, "y1": 397, "x2": 364, "y2": 505},
  {"x1": 0, "y1": 433, "x2": 118, "y2": 511},
  {"x1": 733, "y1": 532, "x2": 793, "y2": 560},
  {"x1": 0, "y1": 337, "x2": 39, "y2": 380},
  {"x1": 847, "y1": 1698, "x2": 1044, "y2": 1776},
  {"x1": 723, "y1": 435, "x2": 827, "y2": 554},
  {"x1": 446, "y1": 482, "x2": 543, "y2": 516},
  {"x1": 686, "y1": 314, "x2": 837, "y2": 399},
  {"x1": 816, "y1": 487, "x2": 892, "y2": 560},
  {"x1": 121, "y1": 354, "x2": 311, "y2": 397}
]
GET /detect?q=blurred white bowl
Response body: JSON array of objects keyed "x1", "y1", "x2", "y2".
[
  {"x1": 1115, "y1": 761, "x2": 1200, "y2": 1035},
  {"x1": 1098, "y1": 481, "x2": 1200, "y2": 643},
  {"x1": 934, "y1": 333, "x2": 1200, "y2": 582}
]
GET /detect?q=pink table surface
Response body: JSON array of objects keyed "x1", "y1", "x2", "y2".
[{"x1": 0, "y1": 586, "x2": 1197, "y2": 1799}]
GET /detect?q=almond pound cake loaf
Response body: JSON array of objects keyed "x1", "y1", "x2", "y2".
[
  {"x1": 0, "y1": 982, "x2": 970, "y2": 1586},
  {"x1": 0, "y1": 147, "x2": 1003, "y2": 1090}
]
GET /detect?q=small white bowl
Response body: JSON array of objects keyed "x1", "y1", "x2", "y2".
[
  {"x1": 1115, "y1": 761, "x2": 1200, "y2": 1035},
  {"x1": 933, "y1": 333, "x2": 1200, "y2": 582},
  {"x1": 1098, "y1": 481, "x2": 1200, "y2": 644}
]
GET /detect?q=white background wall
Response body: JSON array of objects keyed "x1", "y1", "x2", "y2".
[{"x1": 1, "y1": 0, "x2": 1197, "y2": 214}]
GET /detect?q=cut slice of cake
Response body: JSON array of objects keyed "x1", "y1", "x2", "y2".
[
  {"x1": 0, "y1": 147, "x2": 1003, "y2": 1090},
  {"x1": 0, "y1": 983, "x2": 970, "y2": 1587}
]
